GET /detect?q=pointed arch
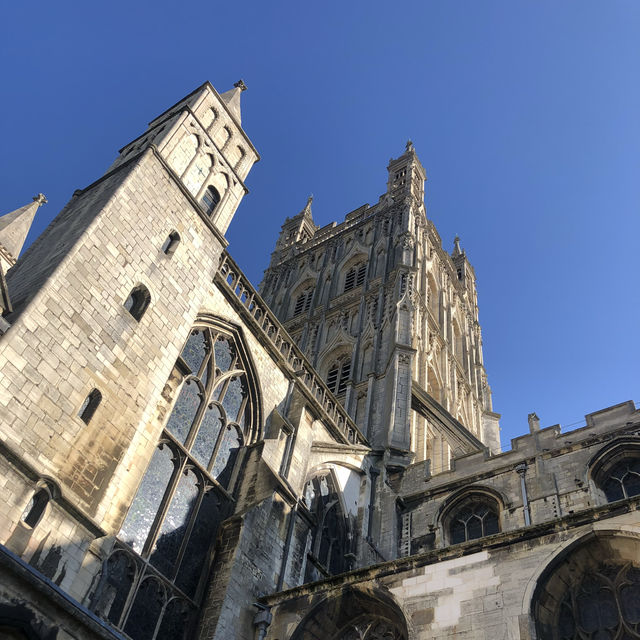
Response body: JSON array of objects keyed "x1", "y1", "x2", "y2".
[
  {"x1": 289, "y1": 586, "x2": 409, "y2": 640},
  {"x1": 302, "y1": 468, "x2": 354, "y2": 581},
  {"x1": 531, "y1": 529, "x2": 640, "y2": 639},
  {"x1": 92, "y1": 317, "x2": 261, "y2": 638},
  {"x1": 438, "y1": 485, "x2": 504, "y2": 546}
]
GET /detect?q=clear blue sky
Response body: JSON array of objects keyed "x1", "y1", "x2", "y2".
[{"x1": 1, "y1": 1, "x2": 638, "y2": 447}]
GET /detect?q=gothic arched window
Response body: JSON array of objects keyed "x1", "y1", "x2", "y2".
[
  {"x1": 92, "y1": 324, "x2": 259, "y2": 640},
  {"x1": 599, "y1": 457, "x2": 640, "y2": 502},
  {"x1": 303, "y1": 472, "x2": 351, "y2": 582},
  {"x1": 533, "y1": 535, "x2": 640, "y2": 640},
  {"x1": 293, "y1": 286, "x2": 314, "y2": 317},
  {"x1": 201, "y1": 186, "x2": 221, "y2": 216},
  {"x1": 343, "y1": 262, "x2": 366, "y2": 292},
  {"x1": 443, "y1": 492, "x2": 500, "y2": 545},
  {"x1": 591, "y1": 442, "x2": 640, "y2": 504},
  {"x1": 326, "y1": 356, "x2": 351, "y2": 395}
]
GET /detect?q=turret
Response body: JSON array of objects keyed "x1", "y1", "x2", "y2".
[
  {"x1": 386, "y1": 140, "x2": 426, "y2": 204},
  {"x1": 0, "y1": 194, "x2": 46, "y2": 321}
]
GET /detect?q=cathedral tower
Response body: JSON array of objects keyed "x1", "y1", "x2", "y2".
[{"x1": 260, "y1": 143, "x2": 500, "y2": 474}]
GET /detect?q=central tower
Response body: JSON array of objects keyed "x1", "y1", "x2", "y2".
[{"x1": 260, "y1": 143, "x2": 500, "y2": 472}]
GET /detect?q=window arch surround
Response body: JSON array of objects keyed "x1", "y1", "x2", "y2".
[
  {"x1": 532, "y1": 531, "x2": 640, "y2": 640},
  {"x1": 439, "y1": 487, "x2": 503, "y2": 546},
  {"x1": 302, "y1": 469, "x2": 353, "y2": 582},
  {"x1": 289, "y1": 587, "x2": 409, "y2": 640},
  {"x1": 92, "y1": 318, "x2": 261, "y2": 640},
  {"x1": 589, "y1": 439, "x2": 640, "y2": 504}
]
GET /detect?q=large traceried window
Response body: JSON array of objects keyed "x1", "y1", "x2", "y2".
[
  {"x1": 534, "y1": 535, "x2": 640, "y2": 640},
  {"x1": 92, "y1": 324, "x2": 259, "y2": 640},
  {"x1": 303, "y1": 472, "x2": 351, "y2": 583}
]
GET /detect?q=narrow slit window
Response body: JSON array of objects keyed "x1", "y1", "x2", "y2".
[
  {"x1": 124, "y1": 285, "x2": 151, "y2": 321},
  {"x1": 21, "y1": 488, "x2": 50, "y2": 528},
  {"x1": 161, "y1": 231, "x2": 181, "y2": 256},
  {"x1": 79, "y1": 389, "x2": 102, "y2": 424}
]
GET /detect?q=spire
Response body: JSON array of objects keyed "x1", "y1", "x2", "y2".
[
  {"x1": 452, "y1": 235, "x2": 464, "y2": 258},
  {"x1": 219, "y1": 80, "x2": 247, "y2": 125},
  {"x1": 0, "y1": 194, "x2": 46, "y2": 267}
]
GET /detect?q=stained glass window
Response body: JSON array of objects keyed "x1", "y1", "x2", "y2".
[
  {"x1": 539, "y1": 564, "x2": 640, "y2": 639},
  {"x1": 94, "y1": 324, "x2": 257, "y2": 640}
]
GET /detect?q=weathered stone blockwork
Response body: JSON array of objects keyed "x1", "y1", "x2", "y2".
[{"x1": 0, "y1": 81, "x2": 637, "y2": 640}]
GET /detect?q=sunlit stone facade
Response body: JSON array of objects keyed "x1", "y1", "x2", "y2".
[{"x1": 0, "y1": 82, "x2": 638, "y2": 640}]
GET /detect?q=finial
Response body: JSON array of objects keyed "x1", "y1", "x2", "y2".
[
  {"x1": 452, "y1": 235, "x2": 464, "y2": 258},
  {"x1": 302, "y1": 194, "x2": 313, "y2": 215},
  {"x1": 405, "y1": 139, "x2": 414, "y2": 153},
  {"x1": 33, "y1": 193, "x2": 47, "y2": 205},
  {"x1": 528, "y1": 412, "x2": 541, "y2": 433},
  {"x1": 234, "y1": 79, "x2": 248, "y2": 92}
]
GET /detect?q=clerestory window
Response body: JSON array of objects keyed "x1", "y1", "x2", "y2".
[
  {"x1": 600, "y1": 457, "x2": 640, "y2": 502},
  {"x1": 446, "y1": 494, "x2": 500, "y2": 545},
  {"x1": 91, "y1": 325, "x2": 258, "y2": 640},
  {"x1": 344, "y1": 262, "x2": 366, "y2": 293}
]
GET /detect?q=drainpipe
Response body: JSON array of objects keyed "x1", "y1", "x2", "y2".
[
  {"x1": 253, "y1": 604, "x2": 272, "y2": 640},
  {"x1": 515, "y1": 463, "x2": 531, "y2": 526}
]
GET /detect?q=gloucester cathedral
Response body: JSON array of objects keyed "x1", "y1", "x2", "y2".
[{"x1": 0, "y1": 81, "x2": 638, "y2": 640}]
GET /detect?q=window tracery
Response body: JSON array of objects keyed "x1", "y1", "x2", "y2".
[
  {"x1": 92, "y1": 325, "x2": 258, "y2": 640},
  {"x1": 534, "y1": 537, "x2": 640, "y2": 640},
  {"x1": 599, "y1": 457, "x2": 640, "y2": 502},
  {"x1": 303, "y1": 472, "x2": 350, "y2": 582},
  {"x1": 339, "y1": 618, "x2": 407, "y2": 640},
  {"x1": 444, "y1": 493, "x2": 500, "y2": 544}
]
